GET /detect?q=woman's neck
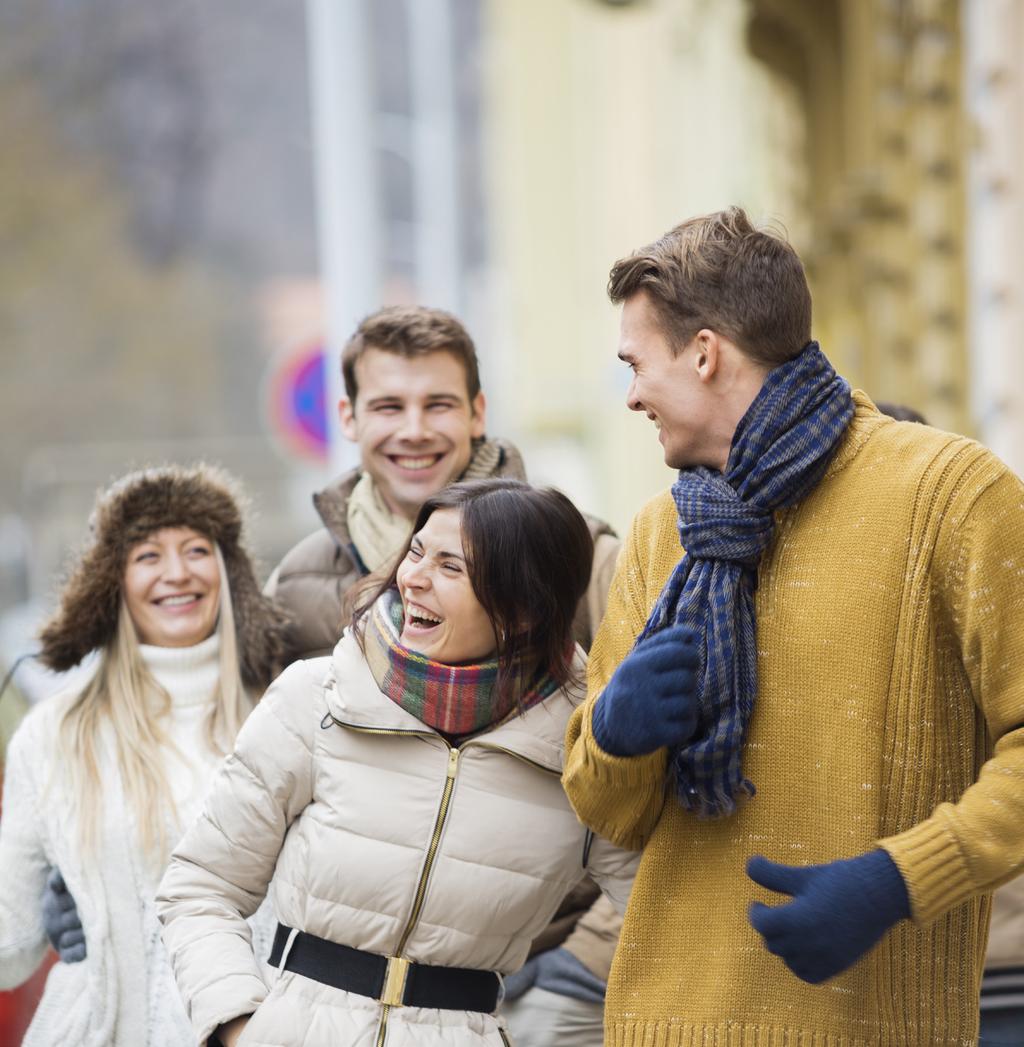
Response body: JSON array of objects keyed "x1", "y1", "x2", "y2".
[{"x1": 138, "y1": 633, "x2": 220, "y2": 708}]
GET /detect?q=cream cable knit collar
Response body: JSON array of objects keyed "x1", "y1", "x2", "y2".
[{"x1": 138, "y1": 633, "x2": 220, "y2": 708}]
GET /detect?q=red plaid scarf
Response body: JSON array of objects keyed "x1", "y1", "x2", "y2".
[{"x1": 365, "y1": 591, "x2": 559, "y2": 735}]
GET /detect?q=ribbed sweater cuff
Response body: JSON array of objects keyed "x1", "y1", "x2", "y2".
[
  {"x1": 562, "y1": 700, "x2": 666, "y2": 850},
  {"x1": 879, "y1": 816, "x2": 975, "y2": 926},
  {"x1": 582, "y1": 699, "x2": 667, "y2": 788}
]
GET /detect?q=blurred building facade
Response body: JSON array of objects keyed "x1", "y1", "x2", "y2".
[
  {"x1": 964, "y1": 0, "x2": 1024, "y2": 478},
  {"x1": 4, "y1": 0, "x2": 1024, "y2": 626},
  {"x1": 485, "y1": 0, "x2": 986, "y2": 531}
]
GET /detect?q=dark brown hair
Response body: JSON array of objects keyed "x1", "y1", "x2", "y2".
[
  {"x1": 875, "y1": 401, "x2": 928, "y2": 424},
  {"x1": 608, "y1": 206, "x2": 812, "y2": 367},
  {"x1": 353, "y1": 478, "x2": 593, "y2": 705},
  {"x1": 341, "y1": 305, "x2": 482, "y2": 404}
]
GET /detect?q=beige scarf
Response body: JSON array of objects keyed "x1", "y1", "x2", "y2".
[
  {"x1": 346, "y1": 439, "x2": 507, "y2": 573},
  {"x1": 346, "y1": 472, "x2": 412, "y2": 573}
]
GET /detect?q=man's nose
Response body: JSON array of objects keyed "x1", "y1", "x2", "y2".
[
  {"x1": 397, "y1": 407, "x2": 430, "y2": 440},
  {"x1": 626, "y1": 376, "x2": 643, "y2": 412}
]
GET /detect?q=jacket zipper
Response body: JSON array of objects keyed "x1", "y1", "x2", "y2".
[
  {"x1": 325, "y1": 716, "x2": 550, "y2": 1045},
  {"x1": 321, "y1": 711, "x2": 435, "y2": 740},
  {"x1": 464, "y1": 740, "x2": 561, "y2": 777},
  {"x1": 375, "y1": 744, "x2": 460, "y2": 1047},
  {"x1": 396, "y1": 746, "x2": 461, "y2": 954}
]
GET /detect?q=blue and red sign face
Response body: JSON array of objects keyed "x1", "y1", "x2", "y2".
[{"x1": 265, "y1": 344, "x2": 329, "y2": 461}]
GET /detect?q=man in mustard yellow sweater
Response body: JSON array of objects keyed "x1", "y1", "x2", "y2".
[{"x1": 564, "y1": 206, "x2": 1024, "y2": 1045}]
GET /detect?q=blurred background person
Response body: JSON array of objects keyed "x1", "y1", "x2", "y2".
[
  {"x1": 874, "y1": 401, "x2": 928, "y2": 424},
  {"x1": 0, "y1": 464, "x2": 289, "y2": 1046}
]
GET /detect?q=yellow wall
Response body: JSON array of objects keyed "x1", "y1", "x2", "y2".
[
  {"x1": 484, "y1": 0, "x2": 817, "y2": 530},
  {"x1": 485, "y1": 0, "x2": 971, "y2": 530}
]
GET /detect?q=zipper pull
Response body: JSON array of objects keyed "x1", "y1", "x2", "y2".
[{"x1": 447, "y1": 748, "x2": 460, "y2": 778}]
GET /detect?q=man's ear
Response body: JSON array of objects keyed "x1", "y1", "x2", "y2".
[
  {"x1": 694, "y1": 330, "x2": 720, "y2": 384},
  {"x1": 470, "y1": 391, "x2": 487, "y2": 439},
  {"x1": 339, "y1": 397, "x2": 358, "y2": 441}
]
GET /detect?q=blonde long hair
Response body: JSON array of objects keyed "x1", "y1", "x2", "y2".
[{"x1": 56, "y1": 544, "x2": 250, "y2": 867}]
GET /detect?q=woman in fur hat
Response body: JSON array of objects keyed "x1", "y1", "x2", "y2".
[
  {"x1": 0, "y1": 464, "x2": 290, "y2": 1047},
  {"x1": 156, "y1": 479, "x2": 637, "y2": 1047}
]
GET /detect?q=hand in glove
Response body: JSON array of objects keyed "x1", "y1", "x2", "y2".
[
  {"x1": 502, "y1": 955, "x2": 539, "y2": 1002},
  {"x1": 42, "y1": 867, "x2": 86, "y2": 963},
  {"x1": 747, "y1": 849, "x2": 910, "y2": 984},
  {"x1": 591, "y1": 625, "x2": 700, "y2": 757}
]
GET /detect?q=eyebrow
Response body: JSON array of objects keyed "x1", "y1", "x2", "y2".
[
  {"x1": 364, "y1": 392, "x2": 465, "y2": 407},
  {"x1": 410, "y1": 536, "x2": 465, "y2": 562}
]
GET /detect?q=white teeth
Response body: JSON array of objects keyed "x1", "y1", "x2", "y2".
[
  {"x1": 393, "y1": 456, "x2": 439, "y2": 470},
  {"x1": 158, "y1": 595, "x2": 199, "y2": 606},
  {"x1": 406, "y1": 600, "x2": 442, "y2": 625}
]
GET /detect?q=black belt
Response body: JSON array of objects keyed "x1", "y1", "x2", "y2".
[{"x1": 268, "y1": 923, "x2": 501, "y2": 1013}]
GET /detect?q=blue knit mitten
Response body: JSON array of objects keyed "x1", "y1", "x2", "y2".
[
  {"x1": 747, "y1": 849, "x2": 910, "y2": 983},
  {"x1": 42, "y1": 867, "x2": 86, "y2": 963},
  {"x1": 591, "y1": 625, "x2": 700, "y2": 758}
]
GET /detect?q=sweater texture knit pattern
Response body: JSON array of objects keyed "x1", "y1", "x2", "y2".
[
  {"x1": 640, "y1": 341, "x2": 854, "y2": 816},
  {"x1": 0, "y1": 635, "x2": 274, "y2": 1046},
  {"x1": 564, "y1": 394, "x2": 1024, "y2": 1046}
]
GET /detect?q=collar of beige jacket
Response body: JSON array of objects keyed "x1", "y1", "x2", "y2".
[{"x1": 323, "y1": 630, "x2": 581, "y2": 773}]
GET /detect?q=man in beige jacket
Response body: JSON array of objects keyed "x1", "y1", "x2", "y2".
[{"x1": 267, "y1": 304, "x2": 622, "y2": 1046}]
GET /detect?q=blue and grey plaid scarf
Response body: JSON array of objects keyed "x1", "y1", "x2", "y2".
[{"x1": 638, "y1": 341, "x2": 854, "y2": 817}]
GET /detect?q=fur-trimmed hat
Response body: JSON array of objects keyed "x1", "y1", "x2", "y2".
[{"x1": 38, "y1": 464, "x2": 292, "y2": 691}]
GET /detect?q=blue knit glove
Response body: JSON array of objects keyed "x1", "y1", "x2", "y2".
[
  {"x1": 502, "y1": 955, "x2": 539, "y2": 1001},
  {"x1": 591, "y1": 625, "x2": 700, "y2": 757},
  {"x1": 42, "y1": 867, "x2": 86, "y2": 963},
  {"x1": 747, "y1": 849, "x2": 910, "y2": 984}
]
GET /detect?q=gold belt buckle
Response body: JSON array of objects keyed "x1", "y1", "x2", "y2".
[{"x1": 380, "y1": 955, "x2": 410, "y2": 1007}]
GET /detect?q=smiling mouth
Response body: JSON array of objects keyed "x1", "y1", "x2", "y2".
[
  {"x1": 404, "y1": 600, "x2": 444, "y2": 630},
  {"x1": 153, "y1": 594, "x2": 202, "y2": 607},
  {"x1": 388, "y1": 454, "x2": 444, "y2": 472}
]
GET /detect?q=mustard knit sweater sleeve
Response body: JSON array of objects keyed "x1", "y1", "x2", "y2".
[
  {"x1": 880, "y1": 464, "x2": 1024, "y2": 925},
  {"x1": 564, "y1": 495, "x2": 670, "y2": 851}
]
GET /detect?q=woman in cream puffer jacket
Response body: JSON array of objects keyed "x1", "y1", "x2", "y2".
[{"x1": 157, "y1": 480, "x2": 638, "y2": 1047}]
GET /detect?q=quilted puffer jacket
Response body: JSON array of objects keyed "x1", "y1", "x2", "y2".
[{"x1": 156, "y1": 632, "x2": 638, "y2": 1046}]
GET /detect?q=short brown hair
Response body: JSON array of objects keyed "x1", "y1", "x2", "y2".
[
  {"x1": 354, "y1": 479, "x2": 593, "y2": 706},
  {"x1": 608, "y1": 206, "x2": 812, "y2": 367},
  {"x1": 341, "y1": 305, "x2": 482, "y2": 403}
]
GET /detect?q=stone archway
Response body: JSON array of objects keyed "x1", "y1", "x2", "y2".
[{"x1": 746, "y1": 0, "x2": 969, "y2": 433}]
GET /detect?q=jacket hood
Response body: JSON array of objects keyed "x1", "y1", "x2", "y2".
[{"x1": 38, "y1": 463, "x2": 291, "y2": 690}]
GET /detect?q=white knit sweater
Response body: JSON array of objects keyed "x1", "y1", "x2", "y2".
[
  {"x1": 140, "y1": 635, "x2": 223, "y2": 848},
  {"x1": 0, "y1": 635, "x2": 273, "y2": 1047}
]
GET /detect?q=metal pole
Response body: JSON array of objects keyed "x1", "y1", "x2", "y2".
[
  {"x1": 406, "y1": 0, "x2": 462, "y2": 312},
  {"x1": 306, "y1": 0, "x2": 382, "y2": 474}
]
